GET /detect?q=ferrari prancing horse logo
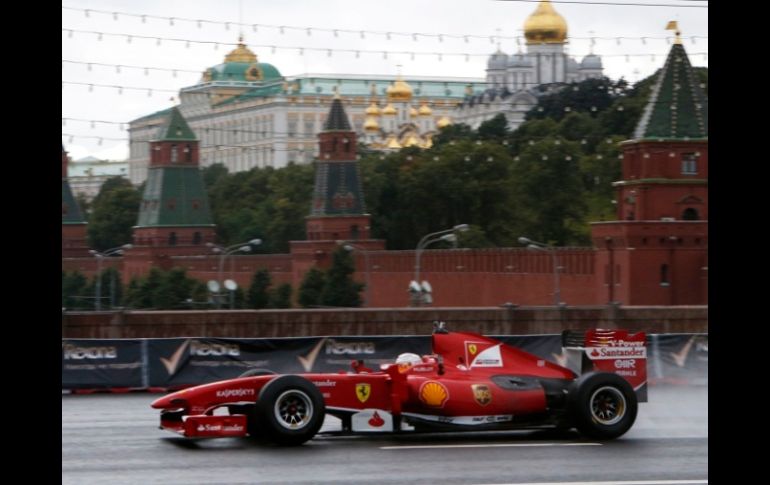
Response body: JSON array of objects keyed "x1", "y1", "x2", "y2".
[
  {"x1": 356, "y1": 383, "x2": 371, "y2": 403},
  {"x1": 472, "y1": 384, "x2": 492, "y2": 406},
  {"x1": 468, "y1": 344, "x2": 478, "y2": 355}
]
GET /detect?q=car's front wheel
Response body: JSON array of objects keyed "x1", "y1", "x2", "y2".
[
  {"x1": 568, "y1": 372, "x2": 638, "y2": 440},
  {"x1": 254, "y1": 375, "x2": 325, "y2": 446}
]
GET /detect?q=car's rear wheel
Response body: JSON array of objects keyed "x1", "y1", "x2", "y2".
[
  {"x1": 254, "y1": 375, "x2": 325, "y2": 446},
  {"x1": 568, "y1": 372, "x2": 637, "y2": 440}
]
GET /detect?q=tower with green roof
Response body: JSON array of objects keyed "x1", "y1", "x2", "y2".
[
  {"x1": 591, "y1": 25, "x2": 707, "y2": 305},
  {"x1": 125, "y1": 107, "x2": 215, "y2": 277},
  {"x1": 62, "y1": 145, "x2": 91, "y2": 257}
]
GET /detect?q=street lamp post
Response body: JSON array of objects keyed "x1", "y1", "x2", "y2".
[
  {"x1": 90, "y1": 244, "x2": 132, "y2": 311},
  {"x1": 518, "y1": 236, "x2": 562, "y2": 307},
  {"x1": 342, "y1": 243, "x2": 371, "y2": 307},
  {"x1": 411, "y1": 224, "x2": 469, "y2": 306},
  {"x1": 211, "y1": 239, "x2": 262, "y2": 308}
]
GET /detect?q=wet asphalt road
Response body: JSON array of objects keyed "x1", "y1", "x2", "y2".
[{"x1": 62, "y1": 385, "x2": 707, "y2": 485}]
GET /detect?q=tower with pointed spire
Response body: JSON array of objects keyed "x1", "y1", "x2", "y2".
[
  {"x1": 123, "y1": 107, "x2": 216, "y2": 279},
  {"x1": 591, "y1": 29, "x2": 708, "y2": 305},
  {"x1": 62, "y1": 145, "x2": 91, "y2": 257},
  {"x1": 290, "y1": 96, "x2": 385, "y2": 280}
]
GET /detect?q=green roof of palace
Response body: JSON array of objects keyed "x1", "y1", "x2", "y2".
[
  {"x1": 207, "y1": 61, "x2": 283, "y2": 83},
  {"x1": 136, "y1": 166, "x2": 213, "y2": 227},
  {"x1": 214, "y1": 76, "x2": 484, "y2": 107},
  {"x1": 633, "y1": 42, "x2": 708, "y2": 140}
]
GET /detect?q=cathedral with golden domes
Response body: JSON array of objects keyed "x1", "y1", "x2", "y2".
[
  {"x1": 127, "y1": 1, "x2": 600, "y2": 184},
  {"x1": 453, "y1": 0, "x2": 603, "y2": 130}
]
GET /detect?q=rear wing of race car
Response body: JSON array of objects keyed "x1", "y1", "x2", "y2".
[{"x1": 562, "y1": 329, "x2": 648, "y2": 402}]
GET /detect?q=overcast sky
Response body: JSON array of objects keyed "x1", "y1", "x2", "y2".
[{"x1": 62, "y1": 0, "x2": 708, "y2": 161}]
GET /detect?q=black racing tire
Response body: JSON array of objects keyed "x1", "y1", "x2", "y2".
[
  {"x1": 238, "y1": 368, "x2": 275, "y2": 378},
  {"x1": 568, "y1": 372, "x2": 638, "y2": 440},
  {"x1": 254, "y1": 375, "x2": 326, "y2": 446}
]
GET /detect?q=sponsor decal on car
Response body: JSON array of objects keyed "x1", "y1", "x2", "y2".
[
  {"x1": 356, "y1": 383, "x2": 371, "y2": 403},
  {"x1": 465, "y1": 342, "x2": 503, "y2": 367},
  {"x1": 312, "y1": 379, "x2": 337, "y2": 387},
  {"x1": 419, "y1": 381, "x2": 449, "y2": 408},
  {"x1": 471, "y1": 384, "x2": 492, "y2": 406},
  {"x1": 586, "y1": 346, "x2": 646, "y2": 360},
  {"x1": 351, "y1": 409, "x2": 393, "y2": 432},
  {"x1": 196, "y1": 423, "x2": 244, "y2": 433},
  {"x1": 215, "y1": 388, "x2": 255, "y2": 399}
]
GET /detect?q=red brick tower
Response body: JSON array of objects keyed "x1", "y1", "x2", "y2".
[
  {"x1": 290, "y1": 95, "x2": 385, "y2": 283},
  {"x1": 62, "y1": 145, "x2": 91, "y2": 257},
  {"x1": 591, "y1": 33, "x2": 708, "y2": 305},
  {"x1": 123, "y1": 107, "x2": 216, "y2": 280}
]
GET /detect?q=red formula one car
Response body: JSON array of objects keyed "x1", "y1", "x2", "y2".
[{"x1": 151, "y1": 324, "x2": 647, "y2": 446}]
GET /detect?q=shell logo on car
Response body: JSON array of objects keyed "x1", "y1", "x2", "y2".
[{"x1": 419, "y1": 381, "x2": 449, "y2": 408}]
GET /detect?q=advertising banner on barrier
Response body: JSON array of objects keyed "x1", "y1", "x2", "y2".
[
  {"x1": 650, "y1": 333, "x2": 708, "y2": 385},
  {"x1": 61, "y1": 333, "x2": 708, "y2": 390},
  {"x1": 62, "y1": 339, "x2": 144, "y2": 389},
  {"x1": 146, "y1": 336, "x2": 432, "y2": 388}
]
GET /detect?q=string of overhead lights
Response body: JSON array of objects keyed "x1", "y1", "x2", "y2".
[
  {"x1": 62, "y1": 27, "x2": 707, "y2": 57},
  {"x1": 61, "y1": 5, "x2": 707, "y2": 43},
  {"x1": 62, "y1": 130, "x2": 692, "y2": 158}
]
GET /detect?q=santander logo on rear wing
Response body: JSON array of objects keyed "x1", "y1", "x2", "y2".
[{"x1": 563, "y1": 329, "x2": 648, "y2": 402}]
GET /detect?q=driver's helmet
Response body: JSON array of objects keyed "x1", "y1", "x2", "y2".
[{"x1": 395, "y1": 352, "x2": 422, "y2": 366}]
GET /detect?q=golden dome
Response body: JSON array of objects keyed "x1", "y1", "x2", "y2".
[
  {"x1": 365, "y1": 101, "x2": 381, "y2": 116},
  {"x1": 364, "y1": 116, "x2": 380, "y2": 132},
  {"x1": 437, "y1": 116, "x2": 452, "y2": 129},
  {"x1": 386, "y1": 76, "x2": 413, "y2": 102},
  {"x1": 524, "y1": 1, "x2": 568, "y2": 44},
  {"x1": 403, "y1": 133, "x2": 421, "y2": 147},
  {"x1": 382, "y1": 103, "x2": 397, "y2": 115},
  {"x1": 385, "y1": 134, "x2": 402, "y2": 149},
  {"x1": 421, "y1": 135, "x2": 434, "y2": 149},
  {"x1": 224, "y1": 36, "x2": 258, "y2": 63},
  {"x1": 418, "y1": 101, "x2": 433, "y2": 116},
  {"x1": 409, "y1": 107, "x2": 419, "y2": 117}
]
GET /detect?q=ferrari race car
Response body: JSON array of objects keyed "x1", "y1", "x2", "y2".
[{"x1": 151, "y1": 324, "x2": 647, "y2": 446}]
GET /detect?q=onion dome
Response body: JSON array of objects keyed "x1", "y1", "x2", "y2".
[
  {"x1": 364, "y1": 116, "x2": 380, "y2": 132},
  {"x1": 421, "y1": 135, "x2": 434, "y2": 149},
  {"x1": 487, "y1": 50, "x2": 509, "y2": 69},
  {"x1": 403, "y1": 133, "x2": 421, "y2": 147},
  {"x1": 385, "y1": 134, "x2": 402, "y2": 149},
  {"x1": 365, "y1": 101, "x2": 381, "y2": 116},
  {"x1": 200, "y1": 36, "x2": 282, "y2": 83},
  {"x1": 524, "y1": 1, "x2": 568, "y2": 44},
  {"x1": 509, "y1": 53, "x2": 533, "y2": 68},
  {"x1": 386, "y1": 76, "x2": 413, "y2": 102},
  {"x1": 409, "y1": 106, "x2": 419, "y2": 117},
  {"x1": 418, "y1": 101, "x2": 433, "y2": 116},
  {"x1": 437, "y1": 116, "x2": 452, "y2": 129},
  {"x1": 580, "y1": 54, "x2": 603, "y2": 69},
  {"x1": 382, "y1": 103, "x2": 397, "y2": 116}
]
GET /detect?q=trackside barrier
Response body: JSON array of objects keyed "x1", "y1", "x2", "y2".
[{"x1": 62, "y1": 334, "x2": 707, "y2": 391}]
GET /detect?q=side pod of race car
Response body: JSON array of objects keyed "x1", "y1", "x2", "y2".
[{"x1": 151, "y1": 325, "x2": 647, "y2": 446}]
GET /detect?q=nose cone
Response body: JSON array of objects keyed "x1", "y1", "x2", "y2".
[{"x1": 151, "y1": 390, "x2": 187, "y2": 409}]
